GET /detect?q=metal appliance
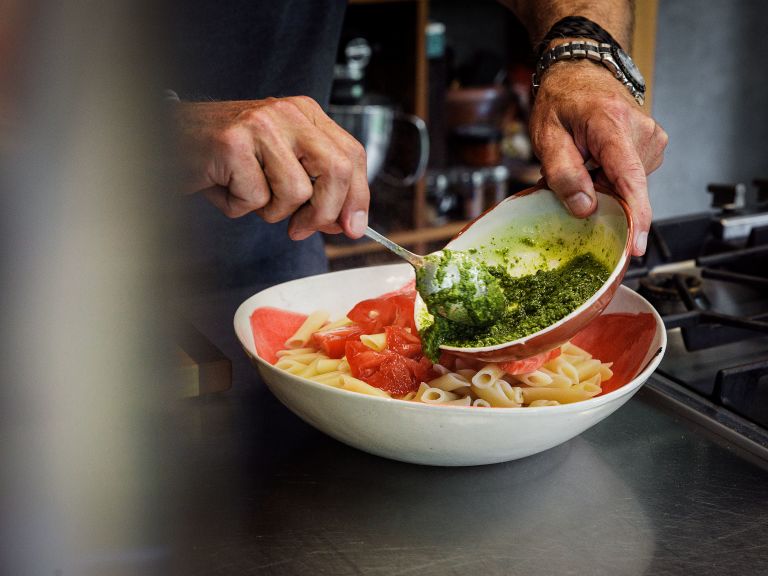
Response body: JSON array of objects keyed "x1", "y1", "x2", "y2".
[{"x1": 624, "y1": 178, "x2": 768, "y2": 461}]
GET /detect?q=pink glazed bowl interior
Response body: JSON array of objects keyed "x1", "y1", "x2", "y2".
[{"x1": 414, "y1": 186, "x2": 633, "y2": 363}]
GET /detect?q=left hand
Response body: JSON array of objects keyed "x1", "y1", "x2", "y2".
[{"x1": 529, "y1": 59, "x2": 668, "y2": 256}]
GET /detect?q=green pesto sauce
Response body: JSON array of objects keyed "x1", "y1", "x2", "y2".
[
  {"x1": 421, "y1": 252, "x2": 610, "y2": 362},
  {"x1": 416, "y1": 250, "x2": 506, "y2": 327}
]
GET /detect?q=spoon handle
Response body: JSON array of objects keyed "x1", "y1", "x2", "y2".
[{"x1": 364, "y1": 226, "x2": 423, "y2": 268}]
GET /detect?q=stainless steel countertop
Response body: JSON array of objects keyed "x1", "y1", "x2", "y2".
[{"x1": 172, "y1": 287, "x2": 768, "y2": 575}]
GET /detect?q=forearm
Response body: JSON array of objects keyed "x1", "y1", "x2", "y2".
[{"x1": 501, "y1": 0, "x2": 633, "y2": 49}]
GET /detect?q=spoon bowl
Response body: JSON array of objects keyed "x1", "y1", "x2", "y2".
[
  {"x1": 414, "y1": 185, "x2": 633, "y2": 362},
  {"x1": 363, "y1": 227, "x2": 504, "y2": 325}
]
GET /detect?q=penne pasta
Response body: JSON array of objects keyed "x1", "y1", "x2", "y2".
[
  {"x1": 562, "y1": 342, "x2": 591, "y2": 358},
  {"x1": 550, "y1": 358, "x2": 580, "y2": 384},
  {"x1": 319, "y1": 316, "x2": 353, "y2": 331},
  {"x1": 473, "y1": 363, "x2": 506, "y2": 389},
  {"x1": 311, "y1": 372, "x2": 344, "y2": 387},
  {"x1": 576, "y1": 358, "x2": 604, "y2": 382},
  {"x1": 316, "y1": 358, "x2": 342, "y2": 374},
  {"x1": 285, "y1": 310, "x2": 330, "y2": 349},
  {"x1": 420, "y1": 387, "x2": 459, "y2": 404},
  {"x1": 427, "y1": 372, "x2": 471, "y2": 392},
  {"x1": 529, "y1": 399, "x2": 560, "y2": 407},
  {"x1": 276, "y1": 347, "x2": 316, "y2": 357},
  {"x1": 270, "y1": 306, "x2": 616, "y2": 409},
  {"x1": 456, "y1": 368, "x2": 476, "y2": 381},
  {"x1": 340, "y1": 375, "x2": 391, "y2": 398},
  {"x1": 360, "y1": 332, "x2": 387, "y2": 351},
  {"x1": 413, "y1": 382, "x2": 430, "y2": 402},
  {"x1": 514, "y1": 370, "x2": 553, "y2": 387},
  {"x1": 472, "y1": 380, "x2": 524, "y2": 408},
  {"x1": 520, "y1": 386, "x2": 596, "y2": 405},
  {"x1": 282, "y1": 352, "x2": 323, "y2": 364},
  {"x1": 444, "y1": 396, "x2": 472, "y2": 407},
  {"x1": 274, "y1": 358, "x2": 307, "y2": 375}
]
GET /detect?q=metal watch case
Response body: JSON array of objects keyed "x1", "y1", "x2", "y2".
[{"x1": 532, "y1": 40, "x2": 646, "y2": 106}]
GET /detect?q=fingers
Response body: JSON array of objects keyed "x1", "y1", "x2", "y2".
[
  {"x1": 204, "y1": 126, "x2": 271, "y2": 217},
  {"x1": 291, "y1": 96, "x2": 370, "y2": 238},
  {"x1": 288, "y1": 132, "x2": 353, "y2": 241},
  {"x1": 536, "y1": 124, "x2": 597, "y2": 217},
  {"x1": 589, "y1": 126, "x2": 652, "y2": 256},
  {"x1": 240, "y1": 97, "x2": 369, "y2": 240}
]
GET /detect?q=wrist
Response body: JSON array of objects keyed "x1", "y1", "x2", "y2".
[{"x1": 532, "y1": 37, "x2": 646, "y2": 107}]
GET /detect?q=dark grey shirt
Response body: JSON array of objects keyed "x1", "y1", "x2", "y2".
[{"x1": 173, "y1": 0, "x2": 347, "y2": 292}]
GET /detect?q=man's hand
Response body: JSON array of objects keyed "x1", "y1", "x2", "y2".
[
  {"x1": 174, "y1": 96, "x2": 370, "y2": 241},
  {"x1": 530, "y1": 60, "x2": 668, "y2": 256}
]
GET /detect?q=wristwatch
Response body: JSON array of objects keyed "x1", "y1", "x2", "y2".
[{"x1": 531, "y1": 17, "x2": 646, "y2": 106}]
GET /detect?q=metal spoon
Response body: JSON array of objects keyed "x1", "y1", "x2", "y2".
[{"x1": 364, "y1": 226, "x2": 505, "y2": 325}]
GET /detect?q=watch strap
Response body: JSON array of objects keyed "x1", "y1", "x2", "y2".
[
  {"x1": 536, "y1": 15, "x2": 620, "y2": 58},
  {"x1": 532, "y1": 39, "x2": 645, "y2": 106}
]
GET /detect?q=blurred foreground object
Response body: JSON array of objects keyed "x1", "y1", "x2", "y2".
[{"x1": 1, "y1": 2, "x2": 174, "y2": 575}]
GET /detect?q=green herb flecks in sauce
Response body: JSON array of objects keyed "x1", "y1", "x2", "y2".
[
  {"x1": 421, "y1": 252, "x2": 610, "y2": 362},
  {"x1": 416, "y1": 250, "x2": 506, "y2": 327}
]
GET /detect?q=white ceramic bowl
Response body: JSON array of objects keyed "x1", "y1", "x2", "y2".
[
  {"x1": 234, "y1": 264, "x2": 666, "y2": 466},
  {"x1": 415, "y1": 186, "x2": 633, "y2": 362}
]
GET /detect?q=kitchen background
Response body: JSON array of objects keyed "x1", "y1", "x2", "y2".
[
  {"x1": 325, "y1": 0, "x2": 768, "y2": 270},
  {"x1": 2, "y1": 1, "x2": 767, "y2": 574}
]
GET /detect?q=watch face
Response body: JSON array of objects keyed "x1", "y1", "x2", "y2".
[{"x1": 615, "y1": 47, "x2": 646, "y2": 91}]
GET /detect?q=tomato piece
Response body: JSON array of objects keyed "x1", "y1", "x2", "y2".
[
  {"x1": 499, "y1": 347, "x2": 562, "y2": 375},
  {"x1": 385, "y1": 325, "x2": 422, "y2": 358},
  {"x1": 312, "y1": 325, "x2": 365, "y2": 358},
  {"x1": 347, "y1": 297, "x2": 396, "y2": 332},
  {"x1": 347, "y1": 292, "x2": 417, "y2": 333},
  {"x1": 366, "y1": 355, "x2": 420, "y2": 397},
  {"x1": 404, "y1": 355, "x2": 435, "y2": 384},
  {"x1": 345, "y1": 340, "x2": 392, "y2": 378}
]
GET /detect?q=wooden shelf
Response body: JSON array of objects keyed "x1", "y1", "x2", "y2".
[{"x1": 325, "y1": 221, "x2": 470, "y2": 260}]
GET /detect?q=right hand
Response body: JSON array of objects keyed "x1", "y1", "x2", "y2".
[{"x1": 174, "y1": 96, "x2": 370, "y2": 240}]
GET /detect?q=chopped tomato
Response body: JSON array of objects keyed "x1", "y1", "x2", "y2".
[
  {"x1": 404, "y1": 355, "x2": 435, "y2": 384},
  {"x1": 345, "y1": 340, "x2": 391, "y2": 379},
  {"x1": 385, "y1": 325, "x2": 422, "y2": 358},
  {"x1": 347, "y1": 293, "x2": 416, "y2": 333},
  {"x1": 499, "y1": 347, "x2": 562, "y2": 375},
  {"x1": 365, "y1": 355, "x2": 418, "y2": 396},
  {"x1": 311, "y1": 325, "x2": 366, "y2": 358},
  {"x1": 345, "y1": 332, "x2": 432, "y2": 396}
]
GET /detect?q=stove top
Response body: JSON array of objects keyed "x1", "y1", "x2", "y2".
[{"x1": 624, "y1": 179, "x2": 768, "y2": 460}]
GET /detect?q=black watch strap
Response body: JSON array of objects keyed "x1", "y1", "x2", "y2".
[{"x1": 536, "y1": 16, "x2": 620, "y2": 58}]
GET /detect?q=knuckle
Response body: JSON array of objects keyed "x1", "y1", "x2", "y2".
[
  {"x1": 239, "y1": 107, "x2": 274, "y2": 133},
  {"x1": 310, "y1": 205, "x2": 338, "y2": 227},
  {"x1": 288, "y1": 177, "x2": 313, "y2": 202},
  {"x1": 328, "y1": 155, "x2": 353, "y2": 182},
  {"x1": 291, "y1": 95, "x2": 319, "y2": 110},
  {"x1": 214, "y1": 126, "x2": 249, "y2": 156},
  {"x1": 242, "y1": 185, "x2": 270, "y2": 210},
  {"x1": 350, "y1": 140, "x2": 367, "y2": 166},
  {"x1": 268, "y1": 98, "x2": 299, "y2": 116},
  {"x1": 656, "y1": 125, "x2": 670, "y2": 149},
  {"x1": 600, "y1": 94, "x2": 631, "y2": 124}
]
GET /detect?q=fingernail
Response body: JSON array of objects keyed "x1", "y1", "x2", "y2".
[
  {"x1": 635, "y1": 230, "x2": 648, "y2": 254},
  {"x1": 351, "y1": 210, "x2": 368, "y2": 236},
  {"x1": 566, "y1": 192, "x2": 593, "y2": 216}
]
